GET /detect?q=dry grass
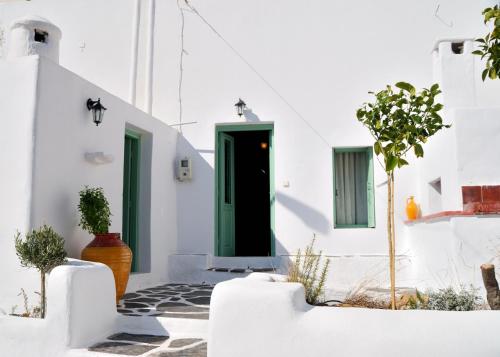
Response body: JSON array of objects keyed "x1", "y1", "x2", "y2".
[{"x1": 341, "y1": 292, "x2": 390, "y2": 309}]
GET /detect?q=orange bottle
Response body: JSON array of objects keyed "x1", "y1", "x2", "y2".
[{"x1": 406, "y1": 196, "x2": 418, "y2": 220}]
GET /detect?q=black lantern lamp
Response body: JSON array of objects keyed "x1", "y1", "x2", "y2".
[
  {"x1": 234, "y1": 98, "x2": 246, "y2": 117},
  {"x1": 87, "y1": 98, "x2": 107, "y2": 126}
]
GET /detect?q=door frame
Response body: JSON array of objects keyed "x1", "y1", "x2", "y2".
[
  {"x1": 123, "y1": 129, "x2": 141, "y2": 272},
  {"x1": 214, "y1": 122, "x2": 275, "y2": 257}
]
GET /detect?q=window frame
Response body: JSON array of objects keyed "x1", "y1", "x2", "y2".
[{"x1": 332, "y1": 146, "x2": 375, "y2": 229}]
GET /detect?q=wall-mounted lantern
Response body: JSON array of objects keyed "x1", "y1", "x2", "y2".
[
  {"x1": 234, "y1": 98, "x2": 246, "y2": 117},
  {"x1": 86, "y1": 98, "x2": 107, "y2": 126}
]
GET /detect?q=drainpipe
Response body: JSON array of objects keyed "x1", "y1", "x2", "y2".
[
  {"x1": 129, "y1": 0, "x2": 141, "y2": 105},
  {"x1": 145, "y1": 0, "x2": 155, "y2": 115}
]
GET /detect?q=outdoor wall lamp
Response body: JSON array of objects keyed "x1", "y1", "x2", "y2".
[
  {"x1": 86, "y1": 98, "x2": 107, "y2": 126},
  {"x1": 234, "y1": 98, "x2": 246, "y2": 117}
]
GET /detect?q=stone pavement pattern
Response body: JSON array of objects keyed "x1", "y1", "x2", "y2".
[{"x1": 87, "y1": 284, "x2": 213, "y2": 356}]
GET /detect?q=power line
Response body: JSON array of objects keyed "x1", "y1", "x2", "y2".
[{"x1": 182, "y1": 1, "x2": 331, "y2": 147}]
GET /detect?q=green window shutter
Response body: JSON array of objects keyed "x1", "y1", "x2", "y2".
[
  {"x1": 366, "y1": 147, "x2": 376, "y2": 228},
  {"x1": 332, "y1": 147, "x2": 375, "y2": 229}
]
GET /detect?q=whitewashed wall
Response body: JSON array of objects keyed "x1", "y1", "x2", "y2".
[
  {"x1": 1, "y1": 0, "x2": 500, "y2": 293},
  {"x1": 0, "y1": 56, "x2": 41, "y2": 312},
  {"x1": 0, "y1": 55, "x2": 179, "y2": 311},
  {"x1": 209, "y1": 275, "x2": 500, "y2": 357},
  {"x1": 0, "y1": 260, "x2": 118, "y2": 357}
]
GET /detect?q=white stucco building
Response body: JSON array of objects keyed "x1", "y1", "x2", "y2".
[{"x1": 1, "y1": 0, "x2": 500, "y2": 312}]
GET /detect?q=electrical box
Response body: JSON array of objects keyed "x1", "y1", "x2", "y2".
[{"x1": 177, "y1": 157, "x2": 192, "y2": 181}]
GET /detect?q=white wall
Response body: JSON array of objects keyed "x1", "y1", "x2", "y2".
[
  {"x1": 0, "y1": 260, "x2": 117, "y2": 357},
  {"x1": 209, "y1": 275, "x2": 500, "y2": 357},
  {"x1": 0, "y1": 55, "x2": 179, "y2": 311},
  {"x1": 1, "y1": 0, "x2": 500, "y2": 291},
  {"x1": 0, "y1": 56, "x2": 40, "y2": 312},
  {"x1": 31, "y1": 57, "x2": 179, "y2": 292}
]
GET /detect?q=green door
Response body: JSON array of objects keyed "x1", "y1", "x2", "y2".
[
  {"x1": 123, "y1": 132, "x2": 140, "y2": 272},
  {"x1": 218, "y1": 133, "x2": 235, "y2": 256}
]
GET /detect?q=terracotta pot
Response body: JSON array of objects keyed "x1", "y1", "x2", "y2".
[
  {"x1": 406, "y1": 196, "x2": 419, "y2": 221},
  {"x1": 81, "y1": 233, "x2": 132, "y2": 302}
]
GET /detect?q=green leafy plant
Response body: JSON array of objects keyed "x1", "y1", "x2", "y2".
[
  {"x1": 78, "y1": 186, "x2": 112, "y2": 235},
  {"x1": 287, "y1": 236, "x2": 330, "y2": 305},
  {"x1": 474, "y1": 6, "x2": 500, "y2": 80},
  {"x1": 357, "y1": 82, "x2": 449, "y2": 309},
  {"x1": 15, "y1": 225, "x2": 67, "y2": 318}
]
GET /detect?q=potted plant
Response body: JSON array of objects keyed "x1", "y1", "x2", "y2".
[{"x1": 78, "y1": 186, "x2": 132, "y2": 302}]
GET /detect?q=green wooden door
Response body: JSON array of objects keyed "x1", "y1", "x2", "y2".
[
  {"x1": 123, "y1": 132, "x2": 140, "y2": 272},
  {"x1": 218, "y1": 133, "x2": 235, "y2": 256}
]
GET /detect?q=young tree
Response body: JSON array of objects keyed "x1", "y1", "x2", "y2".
[
  {"x1": 474, "y1": 5, "x2": 500, "y2": 81},
  {"x1": 15, "y1": 225, "x2": 67, "y2": 318},
  {"x1": 356, "y1": 82, "x2": 448, "y2": 309}
]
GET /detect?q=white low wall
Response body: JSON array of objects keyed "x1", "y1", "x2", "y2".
[
  {"x1": 0, "y1": 259, "x2": 117, "y2": 357},
  {"x1": 209, "y1": 273, "x2": 500, "y2": 357}
]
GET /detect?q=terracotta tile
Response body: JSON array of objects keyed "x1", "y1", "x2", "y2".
[
  {"x1": 482, "y1": 185, "x2": 500, "y2": 203},
  {"x1": 463, "y1": 202, "x2": 481, "y2": 213},
  {"x1": 462, "y1": 186, "x2": 482, "y2": 205},
  {"x1": 478, "y1": 202, "x2": 500, "y2": 214}
]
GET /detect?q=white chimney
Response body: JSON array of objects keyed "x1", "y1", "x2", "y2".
[
  {"x1": 432, "y1": 39, "x2": 476, "y2": 108},
  {"x1": 7, "y1": 15, "x2": 61, "y2": 63}
]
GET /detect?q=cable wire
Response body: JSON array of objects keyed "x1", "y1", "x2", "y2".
[{"x1": 182, "y1": 1, "x2": 331, "y2": 147}]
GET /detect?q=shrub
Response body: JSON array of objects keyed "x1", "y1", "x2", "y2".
[
  {"x1": 406, "y1": 286, "x2": 482, "y2": 311},
  {"x1": 426, "y1": 286, "x2": 482, "y2": 311},
  {"x1": 287, "y1": 236, "x2": 330, "y2": 305},
  {"x1": 15, "y1": 225, "x2": 67, "y2": 318},
  {"x1": 78, "y1": 186, "x2": 112, "y2": 235}
]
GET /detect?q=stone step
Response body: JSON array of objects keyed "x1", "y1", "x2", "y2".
[{"x1": 208, "y1": 256, "x2": 281, "y2": 270}]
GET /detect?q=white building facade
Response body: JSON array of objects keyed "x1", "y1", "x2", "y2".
[{"x1": 1, "y1": 0, "x2": 500, "y2": 311}]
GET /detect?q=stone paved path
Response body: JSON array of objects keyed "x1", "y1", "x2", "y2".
[
  {"x1": 118, "y1": 283, "x2": 213, "y2": 320},
  {"x1": 84, "y1": 284, "x2": 213, "y2": 357}
]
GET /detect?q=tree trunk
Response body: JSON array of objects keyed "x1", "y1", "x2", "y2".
[
  {"x1": 41, "y1": 271, "x2": 46, "y2": 318},
  {"x1": 481, "y1": 264, "x2": 500, "y2": 310},
  {"x1": 387, "y1": 172, "x2": 396, "y2": 310}
]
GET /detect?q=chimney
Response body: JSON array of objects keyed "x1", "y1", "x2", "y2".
[
  {"x1": 432, "y1": 39, "x2": 476, "y2": 108},
  {"x1": 7, "y1": 15, "x2": 61, "y2": 64}
]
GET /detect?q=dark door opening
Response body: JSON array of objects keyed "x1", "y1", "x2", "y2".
[{"x1": 233, "y1": 130, "x2": 271, "y2": 256}]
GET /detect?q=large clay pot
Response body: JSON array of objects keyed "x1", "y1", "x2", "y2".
[
  {"x1": 81, "y1": 233, "x2": 132, "y2": 302},
  {"x1": 406, "y1": 196, "x2": 419, "y2": 221}
]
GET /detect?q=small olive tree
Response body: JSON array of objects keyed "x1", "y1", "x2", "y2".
[
  {"x1": 78, "y1": 186, "x2": 112, "y2": 235},
  {"x1": 474, "y1": 5, "x2": 500, "y2": 80},
  {"x1": 15, "y1": 225, "x2": 67, "y2": 318},
  {"x1": 356, "y1": 82, "x2": 448, "y2": 309}
]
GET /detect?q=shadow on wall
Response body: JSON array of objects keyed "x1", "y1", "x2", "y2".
[
  {"x1": 175, "y1": 133, "x2": 215, "y2": 254},
  {"x1": 276, "y1": 191, "x2": 331, "y2": 235},
  {"x1": 243, "y1": 108, "x2": 261, "y2": 122}
]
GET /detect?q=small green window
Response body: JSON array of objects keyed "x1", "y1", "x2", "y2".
[{"x1": 333, "y1": 147, "x2": 375, "y2": 228}]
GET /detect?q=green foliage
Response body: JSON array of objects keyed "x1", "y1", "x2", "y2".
[
  {"x1": 287, "y1": 236, "x2": 330, "y2": 305},
  {"x1": 15, "y1": 225, "x2": 67, "y2": 274},
  {"x1": 408, "y1": 286, "x2": 482, "y2": 311},
  {"x1": 474, "y1": 6, "x2": 500, "y2": 81},
  {"x1": 15, "y1": 225, "x2": 67, "y2": 318},
  {"x1": 356, "y1": 82, "x2": 449, "y2": 172},
  {"x1": 78, "y1": 186, "x2": 112, "y2": 235}
]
